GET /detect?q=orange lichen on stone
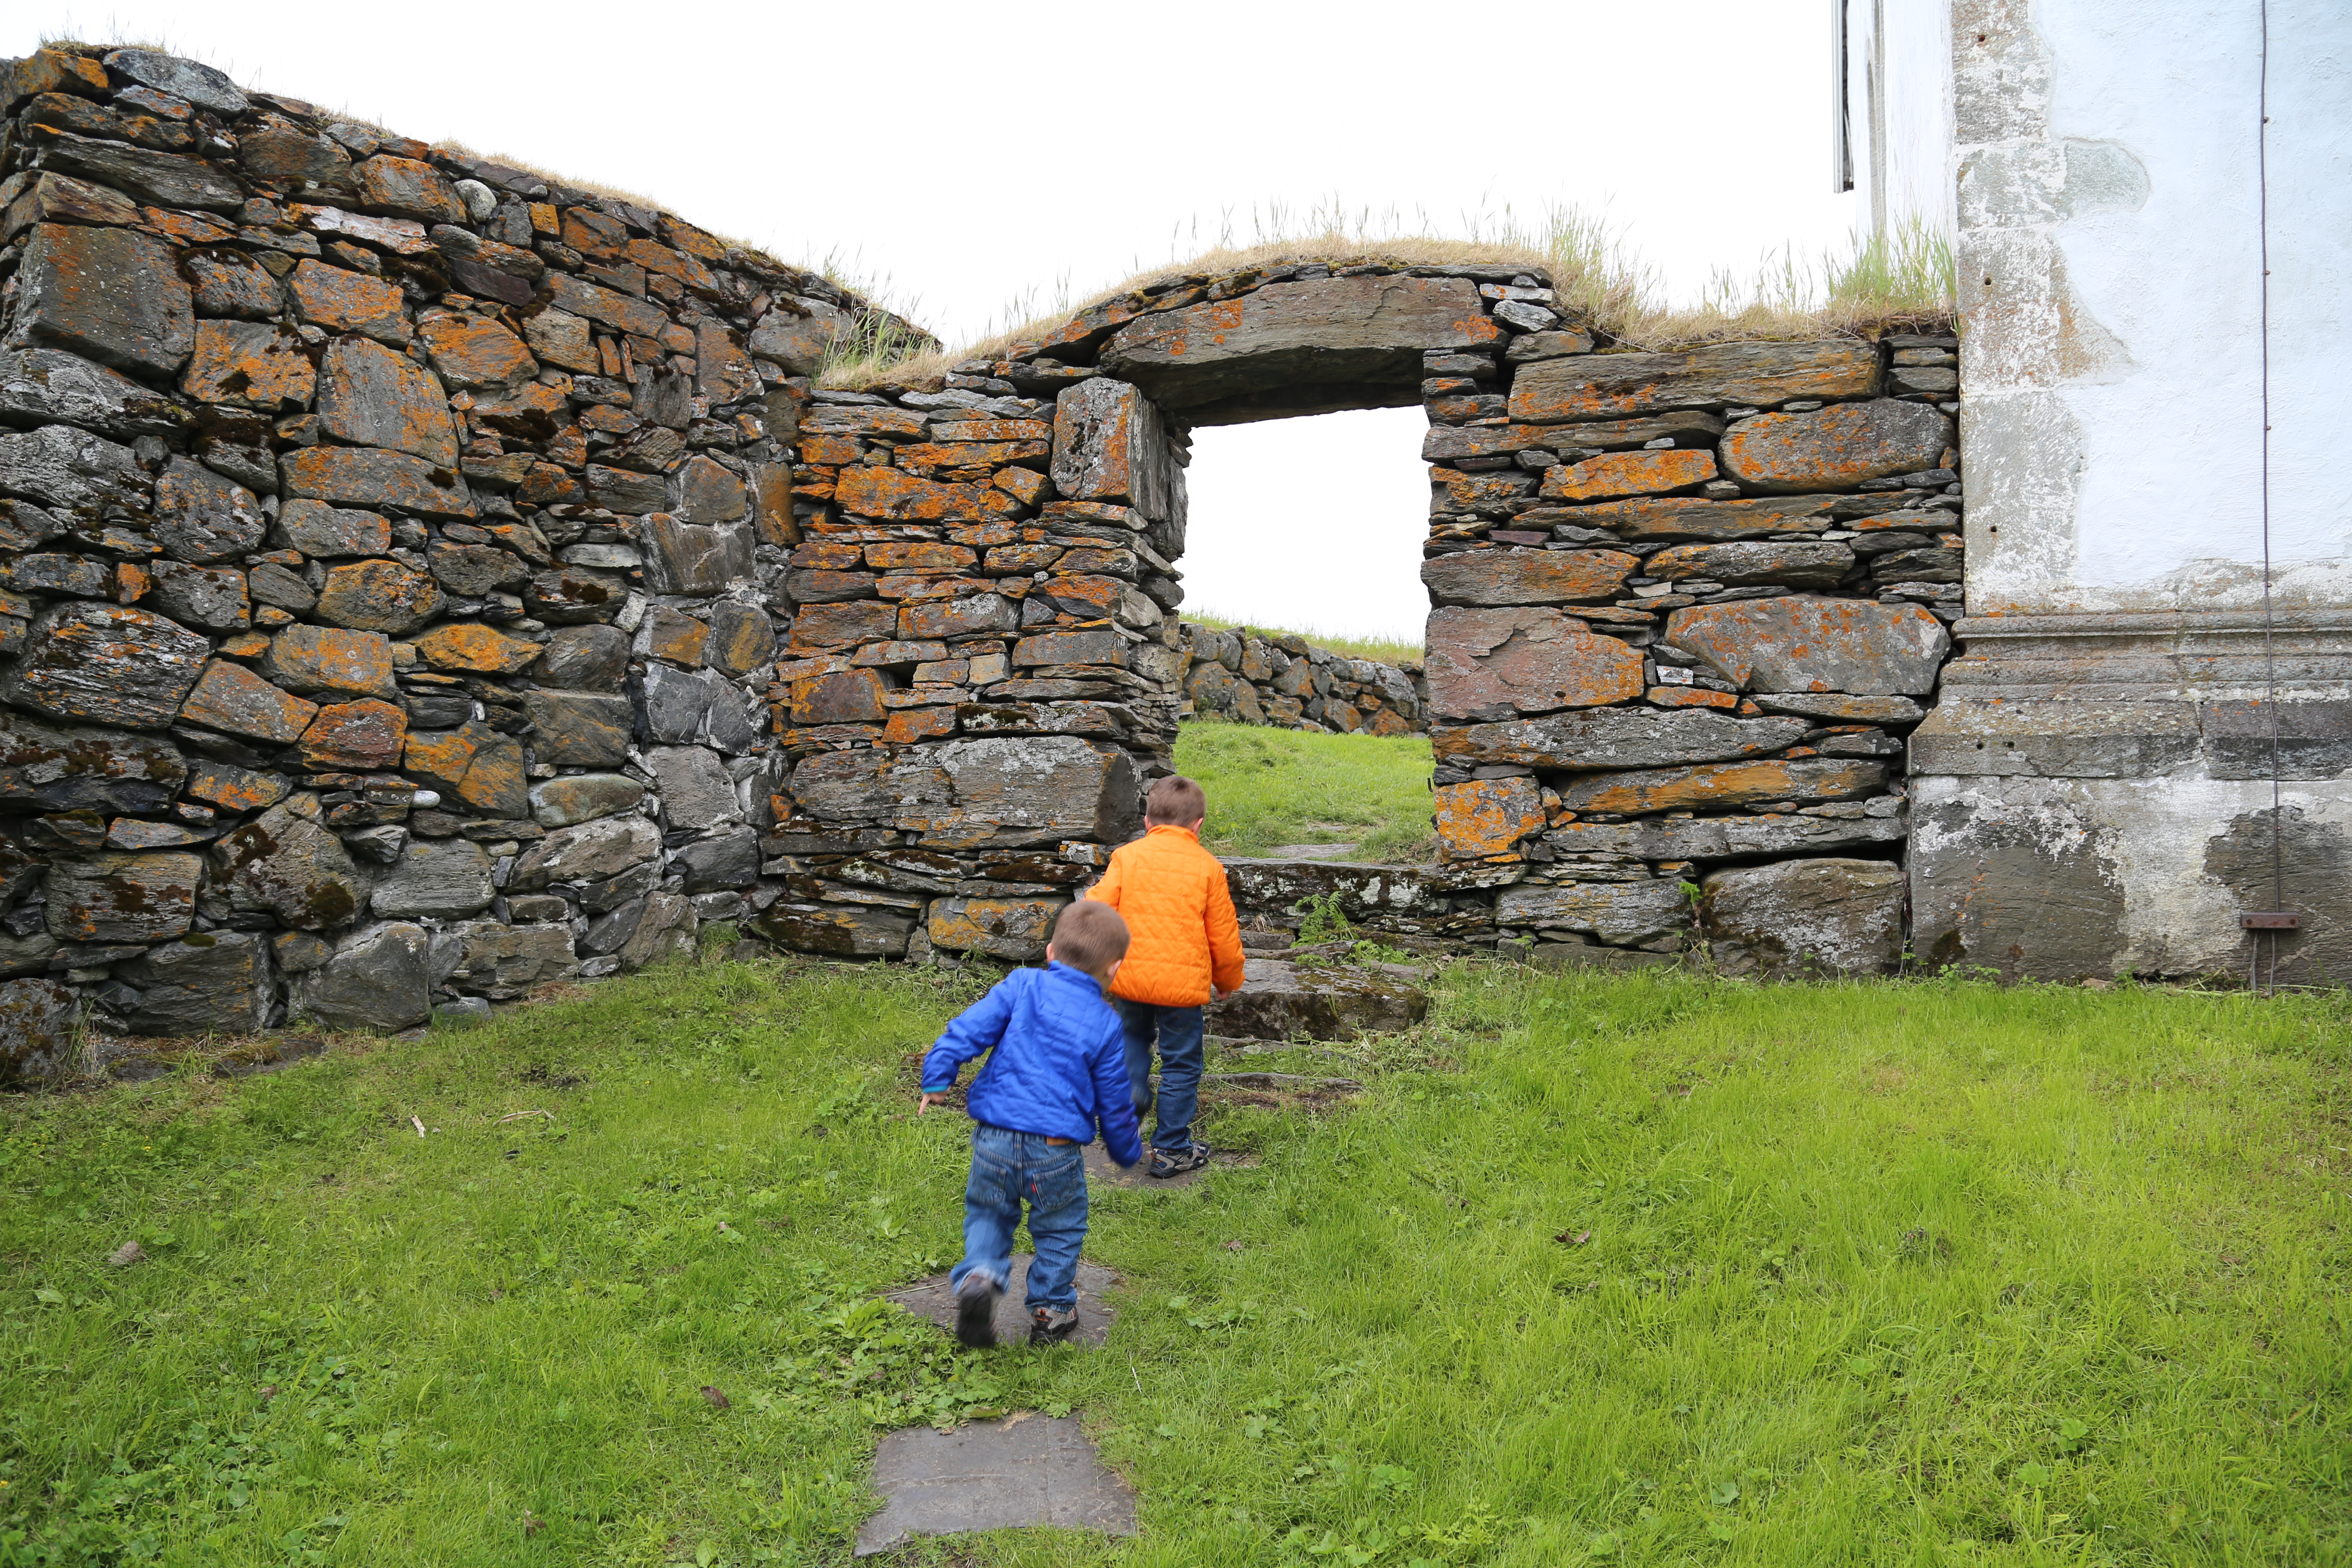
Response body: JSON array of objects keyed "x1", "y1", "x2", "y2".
[
  {"x1": 1540, "y1": 449, "x2": 1718, "y2": 503},
  {"x1": 834, "y1": 467, "x2": 1019, "y2": 523},
  {"x1": 1553, "y1": 758, "x2": 1887, "y2": 814},
  {"x1": 1433, "y1": 776, "x2": 1545, "y2": 861},
  {"x1": 864, "y1": 542, "x2": 977, "y2": 572},
  {"x1": 1647, "y1": 686, "x2": 1740, "y2": 710},
  {"x1": 412, "y1": 622, "x2": 541, "y2": 674},
  {"x1": 884, "y1": 708, "x2": 959, "y2": 744},
  {"x1": 297, "y1": 698, "x2": 409, "y2": 771}
]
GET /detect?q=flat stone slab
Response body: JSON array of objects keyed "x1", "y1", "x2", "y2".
[
  {"x1": 1205, "y1": 957, "x2": 1429, "y2": 1041},
  {"x1": 886, "y1": 1255, "x2": 1119, "y2": 1348},
  {"x1": 856, "y1": 1411, "x2": 1137, "y2": 1555},
  {"x1": 1084, "y1": 1140, "x2": 1206, "y2": 1191}
]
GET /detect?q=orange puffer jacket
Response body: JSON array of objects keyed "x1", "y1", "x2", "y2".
[{"x1": 1084, "y1": 824, "x2": 1247, "y2": 1008}]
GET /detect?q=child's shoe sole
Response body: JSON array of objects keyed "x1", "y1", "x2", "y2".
[
  {"x1": 1030, "y1": 1308, "x2": 1080, "y2": 1341},
  {"x1": 1149, "y1": 1143, "x2": 1210, "y2": 1179},
  {"x1": 954, "y1": 1277, "x2": 1000, "y2": 1348}
]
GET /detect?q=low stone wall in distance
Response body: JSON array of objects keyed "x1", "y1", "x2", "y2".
[{"x1": 1174, "y1": 622, "x2": 1426, "y2": 734}]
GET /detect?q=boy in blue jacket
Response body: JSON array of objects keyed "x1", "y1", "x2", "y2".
[{"x1": 919, "y1": 900, "x2": 1144, "y2": 1346}]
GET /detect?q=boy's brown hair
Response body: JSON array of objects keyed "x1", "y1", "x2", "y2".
[
  {"x1": 1145, "y1": 775, "x2": 1207, "y2": 826},
  {"x1": 1050, "y1": 898, "x2": 1130, "y2": 977}
]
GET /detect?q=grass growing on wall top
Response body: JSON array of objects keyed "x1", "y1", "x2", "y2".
[
  {"x1": 0, "y1": 955, "x2": 2344, "y2": 1564},
  {"x1": 820, "y1": 199, "x2": 1959, "y2": 392},
  {"x1": 1176, "y1": 723, "x2": 1435, "y2": 865}
]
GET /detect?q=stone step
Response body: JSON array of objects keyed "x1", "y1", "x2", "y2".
[
  {"x1": 1205, "y1": 956, "x2": 1429, "y2": 1041},
  {"x1": 856, "y1": 1411, "x2": 1137, "y2": 1555},
  {"x1": 885, "y1": 1254, "x2": 1118, "y2": 1349}
]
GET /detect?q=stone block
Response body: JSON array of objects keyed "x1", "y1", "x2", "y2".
[
  {"x1": 212, "y1": 800, "x2": 366, "y2": 930},
  {"x1": 675, "y1": 827, "x2": 762, "y2": 893},
  {"x1": 786, "y1": 668, "x2": 887, "y2": 726},
  {"x1": 744, "y1": 297, "x2": 851, "y2": 375},
  {"x1": 316, "y1": 337, "x2": 459, "y2": 466},
  {"x1": 0, "y1": 710, "x2": 185, "y2": 815},
  {"x1": 442, "y1": 919, "x2": 577, "y2": 999},
  {"x1": 1540, "y1": 449, "x2": 1718, "y2": 502},
  {"x1": 0, "y1": 423, "x2": 150, "y2": 521},
  {"x1": 1666, "y1": 597, "x2": 1950, "y2": 695},
  {"x1": 545, "y1": 273, "x2": 668, "y2": 341},
  {"x1": 1546, "y1": 810, "x2": 1908, "y2": 861},
  {"x1": 0, "y1": 345, "x2": 187, "y2": 440},
  {"x1": 413, "y1": 622, "x2": 539, "y2": 674},
  {"x1": 1537, "y1": 494, "x2": 1840, "y2": 543},
  {"x1": 836, "y1": 467, "x2": 1020, "y2": 524},
  {"x1": 3, "y1": 601, "x2": 209, "y2": 729},
  {"x1": 145, "y1": 560, "x2": 251, "y2": 632},
  {"x1": 260, "y1": 624, "x2": 398, "y2": 700},
  {"x1": 524, "y1": 690, "x2": 633, "y2": 766},
  {"x1": 1752, "y1": 692, "x2": 1927, "y2": 725},
  {"x1": 1494, "y1": 879, "x2": 1690, "y2": 945},
  {"x1": 1420, "y1": 548, "x2": 1637, "y2": 606},
  {"x1": 530, "y1": 772, "x2": 644, "y2": 827},
  {"x1": 1719, "y1": 401, "x2": 1951, "y2": 493},
  {"x1": 1701, "y1": 858, "x2": 1905, "y2": 976},
  {"x1": 749, "y1": 901, "x2": 914, "y2": 957},
  {"x1": 371, "y1": 836, "x2": 494, "y2": 919},
  {"x1": 352, "y1": 154, "x2": 463, "y2": 223},
  {"x1": 1431, "y1": 707, "x2": 1810, "y2": 771},
  {"x1": 181, "y1": 320, "x2": 313, "y2": 410},
  {"x1": 1100, "y1": 276, "x2": 1494, "y2": 415},
  {"x1": 585, "y1": 891, "x2": 697, "y2": 971},
  {"x1": 1553, "y1": 758, "x2": 1888, "y2": 814},
  {"x1": 524, "y1": 566, "x2": 627, "y2": 624},
  {"x1": 1050, "y1": 379, "x2": 1185, "y2": 525},
  {"x1": 928, "y1": 895, "x2": 1065, "y2": 961},
  {"x1": 44, "y1": 848, "x2": 199, "y2": 943},
  {"x1": 901, "y1": 593, "x2": 1019, "y2": 642},
  {"x1": 1647, "y1": 540, "x2": 1856, "y2": 588},
  {"x1": 1433, "y1": 777, "x2": 1545, "y2": 860},
  {"x1": 648, "y1": 744, "x2": 742, "y2": 832},
  {"x1": 675, "y1": 454, "x2": 746, "y2": 524},
  {"x1": 281, "y1": 447, "x2": 473, "y2": 518},
  {"x1": 299, "y1": 698, "x2": 408, "y2": 771},
  {"x1": 312, "y1": 558, "x2": 444, "y2": 636},
  {"x1": 1205, "y1": 957, "x2": 1429, "y2": 1041},
  {"x1": 273, "y1": 499, "x2": 390, "y2": 558},
  {"x1": 6, "y1": 221, "x2": 194, "y2": 377},
  {"x1": 102, "y1": 48, "x2": 245, "y2": 113},
  {"x1": 427, "y1": 541, "x2": 529, "y2": 598},
  {"x1": 1424, "y1": 607, "x2": 1643, "y2": 719},
  {"x1": 292, "y1": 922, "x2": 430, "y2": 1032},
  {"x1": 289, "y1": 259, "x2": 411, "y2": 345},
  {"x1": 636, "y1": 514, "x2": 752, "y2": 594},
  {"x1": 180, "y1": 657, "x2": 319, "y2": 743},
  {"x1": 535, "y1": 623, "x2": 631, "y2": 691},
  {"x1": 419, "y1": 311, "x2": 535, "y2": 389},
  {"x1": 184, "y1": 758, "x2": 288, "y2": 815},
  {"x1": 508, "y1": 814, "x2": 661, "y2": 892},
  {"x1": 0, "y1": 976, "x2": 78, "y2": 1084},
  {"x1": 703, "y1": 600, "x2": 775, "y2": 677},
  {"x1": 1510, "y1": 340, "x2": 1881, "y2": 423},
  {"x1": 114, "y1": 931, "x2": 274, "y2": 1036}
]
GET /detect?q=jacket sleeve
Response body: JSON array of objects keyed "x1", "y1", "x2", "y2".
[
  {"x1": 920, "y1": 977, "x2": 1016, "y2": 1092},
  {"x1": 1205, "y1": 865, "x2": 1247, "y2": 994},
  {"x1": 1089, "y1": 1017, "x2": 1144, "y2": 1167},
  {"x1": 1085, "y1": 850, "x2": 1125, "y2": 910}
]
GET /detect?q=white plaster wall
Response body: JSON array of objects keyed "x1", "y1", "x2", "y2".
[{"x1": 1956, "y1": 0, "x2": 2352, "y2": 614}]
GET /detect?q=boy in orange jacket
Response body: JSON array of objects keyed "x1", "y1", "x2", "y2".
[{"x1": 1084, "y1": 775, "x2": 1247, "y2": 1178}]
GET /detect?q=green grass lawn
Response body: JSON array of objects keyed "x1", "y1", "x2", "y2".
[
  {"x1": 1, "y1": 953, "x2": 2346, "y2": 1566},
  {"x1": 1176, "y1": 725, "x2": 1434, "y2": 864}
]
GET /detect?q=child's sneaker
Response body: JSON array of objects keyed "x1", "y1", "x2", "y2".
[
  {"x1": 954, "y1": 1272, "x2": 1001, "y2": 1348},
  {"x1": 1149, "y1": 1142, "x2": 1209, "y2": 1179},
  {"x1": 1030, "y1": 1305, "x2": 1081, "y2": 1341}
]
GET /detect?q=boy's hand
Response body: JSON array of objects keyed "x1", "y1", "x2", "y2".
[
  {"x1": 1213, "y1": 985, "x2": 1237, "y2": 1001},
  {"x1": 917, "y1": 1091, "x2": 949, "y2": 1114}
]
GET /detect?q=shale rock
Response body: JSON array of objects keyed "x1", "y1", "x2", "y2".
[
  {"x1": 113, "y1": 932, "x2": 274, "y2": 1036},
  {"x1": 1666, "y1": 597, "x2": 1950, "y2": 695},
  {"x1": 0, "y1": 710, "x2": 186, "y2": 814},
  {"x1": 1701, "y1": 858, "x2": 1905, "y2": 976},
  {"x1": 1552, "y1": 758, "x2": 1887, "y2": 815},
  {"x1": 7, "y1": 222, "x2": 194, "y2": 377},
  {"x1": 1494, "y1": 879, "x2": 1691, "y2": 946},
  {"x1": 0, "y1": 346, "x2": 187, "y2": 438},
  {"x1": 1433, "y1": 777, "x2": 1546, "y2": 860},
  {"x1": 293, "y1": 922, "x2": 431, "y2": 1032},
  {"x1": 154, "y1": 457, "x2": 266, "y2": 561},
  {"x1": 647, "y1": 745, "x2": 741, "y2": 831},
  {"x1": 0, "y1": 978, "x2": 80, "y2": 1084},
  {"x1": 1425, "y1": 607, "x2": 1643, "y2": 718},
  {"x1": 0, "y1": 423, "x2": 150, "y2": 518},
  {"x1": 43, "y1": 850, "x2": 199, "y2": 943},
  {"x1": 748, "y1": 902, "x2": 914, "y2": 957},
  {"x1": 508, "y1": 814, "x2": 661, "y2": 892},
  {"x1": 583, "y1": 891, "x2": 696, "y2": 970},
  {"x1": 530, "y1": 772, "x2": 643, "y2": 827},
  {"x1": 535, "y1": 623, "x2": 631, "y2": 691},
  {"x1": 370, "y1": 836, "x2": 493, "y2": 919},
  {"x1": 928, "y1": 895, "x2": 1064, "y2": 962},
  {"x1": 1510, "y1": 340, "x2": 1880, "y2": 423},
  {"x1": 260, "y1": 624, "x2": 398, "y2": 700},
  {"x1": 212, "y1": 802, "x2": 366, "y2": 931},
  {"x1": 3, "y1": 602, "x2": 210, "y2": 729},
  {"x1": 674, "y1": 827, "x2": 761, "y2": 892},
  {"x1": 1432, "y1": 708, "x2": 1810, "y2": 771},
  {"x1": 274, "y1": 499, "x2": 391, "y2": 558},
  {"x1": 522, "y1": 691, "x2": 632, "y2": 766},
  {"x1": 1205, "y1": 958, "x2": 1429, "y2": 1042},
  {"x1": 1719, "y1": 401, "x2": 1951, "y2": 493},
  {"x1": 180, "y1": 658, "x2": 318, "y2": 743},
  {"x1": 442, "y1": 919, "x2": 578, "y2": 999}
]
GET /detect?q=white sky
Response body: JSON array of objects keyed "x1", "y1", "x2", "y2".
[{"x1": 10, "y1": 0, "x2": 1866, "y2": 642}]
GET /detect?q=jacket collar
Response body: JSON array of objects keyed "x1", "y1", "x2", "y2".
[
  {"x1": 1143, "y1": 823, "x2": 1200, "y2": 842},
  {"x1": 1044, "y1": 959, "x2": 1108, "y2": 998}
]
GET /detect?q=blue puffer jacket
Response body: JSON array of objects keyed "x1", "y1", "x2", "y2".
[{"x1": 921, "y1": 963, "x2": 1143, "y2": 1167}]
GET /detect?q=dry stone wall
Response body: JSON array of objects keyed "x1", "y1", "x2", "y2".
[
  {"x1": 1175, "y1": 622, "x2": 1425, "y2": 734},
  {"x1": 0, "y1": 43, "x2": 1970, "y2": 1075},
  {"x1": 0, "y1": 45, "x2": 931, "y2": 1073}
]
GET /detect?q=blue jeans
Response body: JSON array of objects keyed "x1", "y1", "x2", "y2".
[
  {"x1": 950, "y1": 1124, "x2": 1089, "y2": 1312},
  {"x1": 1117, "y1": 1000, "x2": 1204, "y2": 1152}
]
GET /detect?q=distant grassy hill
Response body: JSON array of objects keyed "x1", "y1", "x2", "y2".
[
  {"x1": 1178, "y1": 613, "x2": 1421, "y2": 669},
  {"x1": 1177, "y1": 723, "x2": 1433, "y2": 864}
]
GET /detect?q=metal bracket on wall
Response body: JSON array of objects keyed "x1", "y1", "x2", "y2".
[{"x1": 2239, "y1": 912, "x2": 2300, "y2": 930}]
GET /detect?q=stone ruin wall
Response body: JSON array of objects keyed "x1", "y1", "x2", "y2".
[
  {"x1": 0, "y1": 44, "x2": 1969, "y2": 1078},
  {"x1": 0, "y1": 46, "x2": 939, "y2": 1072},
  {"x1": 1174, "y1": 623, "x2": 1426, "y2": 736}
]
